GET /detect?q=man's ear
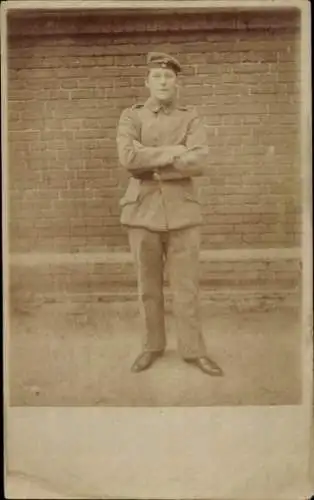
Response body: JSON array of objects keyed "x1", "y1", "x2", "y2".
[
  {"x1": 176, "y1": 75, "x2": 182, "y2": 89},
  {"x1": 175, "y1": 75, "x2": 182, "y2": 98}
]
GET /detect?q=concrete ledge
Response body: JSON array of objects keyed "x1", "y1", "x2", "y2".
[
  {"x1": 9, "y1": 248, "x2": 301, "y2": 266},
  {"x1": 10, "y1": 290, "x2": 300, "y2": 313},
  {"x1": 8, "y1": 248, "x2": 301, "y2": 310}
]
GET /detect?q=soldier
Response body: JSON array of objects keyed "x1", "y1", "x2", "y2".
[{"x1": 116, "y1": 52, "x2": 223, "y2": 376}]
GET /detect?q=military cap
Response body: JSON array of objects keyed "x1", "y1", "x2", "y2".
[{"x1": 147, "y1": 52, "x2": 182, "y2": 74}]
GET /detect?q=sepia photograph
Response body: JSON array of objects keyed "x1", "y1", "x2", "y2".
[
  {"x1": 2, "y1": 0, "x2": 312, "y2": 498},
  {"x1": 6, "y1": 2, "x2": 304, "y2": 407}
]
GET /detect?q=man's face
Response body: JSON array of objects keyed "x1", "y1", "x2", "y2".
[{"x1": 145, "y1": 67, "x2": 178, "y2": 103}]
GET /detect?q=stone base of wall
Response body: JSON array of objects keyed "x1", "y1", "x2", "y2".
[{"x1": 9, "y1": 248, "x2": 301, "y2": 312}]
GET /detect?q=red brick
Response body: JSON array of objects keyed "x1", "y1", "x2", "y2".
[
  {"x1": 196, "y1": 64, "x2": 223, "y2": 75},
  {"x1": 203, "y1": 225, "x2": 234, "y2": 234},
  {"x1": 233, "y1": 63, "x2": 269, "y2": 74},
  {"x1": 57, "y1": 149, "x2": 91, "y2": 161}
]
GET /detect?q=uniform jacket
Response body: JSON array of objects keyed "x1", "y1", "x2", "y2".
[{"x1": 116, "y1": 97, "x2": 209, "y2": 231}]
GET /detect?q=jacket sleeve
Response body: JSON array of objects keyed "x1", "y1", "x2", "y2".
[
  {"x1": 116, "y1": 108, "x2": 186, "y2": 174},
  {"x1": 172, "y1": 109, "x2": 209, "y2": 177}
]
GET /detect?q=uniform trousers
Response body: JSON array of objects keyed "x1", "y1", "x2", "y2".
[{"x1": 128, "y1": 226, "x2": 207, "y2": 359}]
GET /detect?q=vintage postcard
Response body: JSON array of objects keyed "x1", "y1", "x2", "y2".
[{"x1": 2, "y1": 0, "x2": 313, "y2": 498}]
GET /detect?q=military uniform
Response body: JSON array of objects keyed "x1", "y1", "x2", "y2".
[
  {"x1": 117, "y1": 97, "x2": 208, "y2": 359},
  {"x1": 116, "y1": 53, "x2": 223, "y2": 374}
]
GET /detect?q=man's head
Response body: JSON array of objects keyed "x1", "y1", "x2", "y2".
[{"x1": 145, "y1": 52, "x2": 181, "y2": 103}]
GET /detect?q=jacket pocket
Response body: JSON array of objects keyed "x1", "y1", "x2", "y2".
[{"x1": 119, "y1": 181, "x2": 140, "y2": 207}]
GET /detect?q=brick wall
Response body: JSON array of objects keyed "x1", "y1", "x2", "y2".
[
  {"x1": 7, "y1": 9, "x2": 302, "y2": 306},
  {"x1": 8, "y1": 9, "x2": 301, "y2": 254}
]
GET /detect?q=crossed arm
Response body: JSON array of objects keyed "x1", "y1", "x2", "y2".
[{"x1": 116, "y1": 108, "x2": 209, "y2": 180}]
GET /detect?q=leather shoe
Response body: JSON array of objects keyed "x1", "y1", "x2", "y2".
[
  {"x1": 131, "y1": 351, "x2": 163, "y2": 373},
  {"x1": 185, "y1": 356, "x2": 224, "y2": 376}
]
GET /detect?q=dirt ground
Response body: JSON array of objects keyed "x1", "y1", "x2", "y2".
[{"x1": 8, "y1": 300, "x2": 301, "y2": 406}]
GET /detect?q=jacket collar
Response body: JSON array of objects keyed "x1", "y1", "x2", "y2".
[{"x1": 144, "y1": 96, "x2": 178, "y2": 114}]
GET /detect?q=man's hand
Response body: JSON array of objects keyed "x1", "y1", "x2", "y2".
[
  {"x1": 173, "y1": 153, "x2": 192, "y2": 173},
  {"x1": 172, "y1": 149, "x2": 204, "y2": 177},
  {"x1": 173, "y1": 156, "x2": 187, "y2": 170},
  {"x1": 132, "y1": 140, "x2": 143, "y2": 151}
]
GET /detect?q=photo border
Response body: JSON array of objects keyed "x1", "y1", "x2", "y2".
[{"x1": 2, "y1": 1, "x2": 313, "y2": 498}]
